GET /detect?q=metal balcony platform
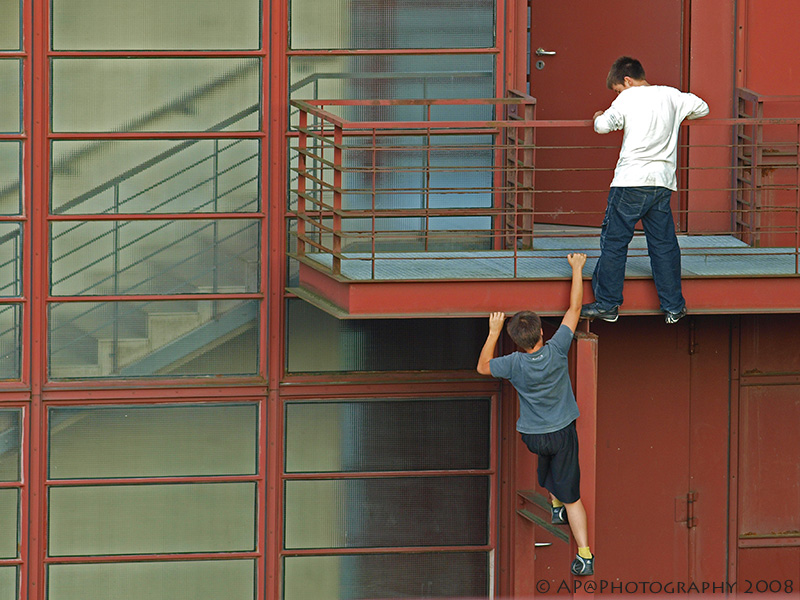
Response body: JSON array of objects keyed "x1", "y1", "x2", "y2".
[{"x1": 289, "y1": 235, "x2": 800, "y2": 319}]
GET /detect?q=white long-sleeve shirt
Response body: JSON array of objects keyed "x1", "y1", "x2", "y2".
[{"x1": 594, "y1": 85, "x2": 709, "y2": 191}]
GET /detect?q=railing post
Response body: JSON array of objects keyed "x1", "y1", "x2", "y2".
[
  {"x1": 796, "y1": 123, "x2": 800, "y2": 274},
  {"x1": 332, "y1": 123, "x2": 343, "y2": 276},
  {"x1": 371, "y1": 128, "x2": 377, "y2": 280},
  {"x1": 296, "y1": 107, "x2": 307, "y2": 259},
  {"x1": 424, "y1": 106, "x2": 432, "y2": 252}
]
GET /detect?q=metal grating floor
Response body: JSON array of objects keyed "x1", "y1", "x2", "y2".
[{"x1": 304, "y1": 235, "x2": 800, "y2": 281}]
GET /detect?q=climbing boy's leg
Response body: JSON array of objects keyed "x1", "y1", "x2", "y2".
[
  {"x1": 565, "y1": 499, "x2": 594, "y2": 576},
  {"x1": 550, "y1": 495, "x2": 568, "y2": 524},
  {"x1": 563, "y1": 498, "x2": 588, "y2": 548}
]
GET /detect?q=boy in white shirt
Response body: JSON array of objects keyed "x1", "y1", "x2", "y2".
[{"x1": 580, "y1": 56, "x2": 709, "y2": 324}]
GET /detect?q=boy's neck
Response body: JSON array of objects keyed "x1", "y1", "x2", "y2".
[{"x1": 525, "y1": 341, "x2": 544, "y2": 354}]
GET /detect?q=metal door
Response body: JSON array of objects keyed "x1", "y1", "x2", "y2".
[{"x1": 526, "y1": 0, "x2": 685, "y2": 229}]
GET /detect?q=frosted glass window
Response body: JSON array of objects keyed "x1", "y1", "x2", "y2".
[
  {"x1": 50, "y1": 219, "x2": 260, "y2": 296},
  {"x1": 48, "y1": 404, "x2": 258, "y2": 479},
  {"x1": 0, "y1": 142, "x2": 22, "y2": 215},
  {"x1": 52, "y1": 0, "x2": 260, "y2": 51},
  {"x1": 0, "y1": 60, "x2": 21, "y2": 133},
  {"x1": 0, "y1": 489, "x2": 18, "y2": 558},
  {"x1": 48, "y1": 560, "x2": 255, "y2": 600},
  {"x1": 0, "y1": 409, "x2": 20, "y2": 481},
  {"x1": 0, "y1": 224, "x2": 20, "y2": 296},
  {"x1": 289, "y1": 54, "x2": 494, "y2": 119},
  {"x1": 0, "y1": 567, "x2": 16, "y2": 600},
  {"x1": 283, "y1": 552, "x2": 489, "y2": 600},
  {"x1": 52, "y1": 58, "x2": 261, "y2": 133},
  {"x1": 0, "y1": 305, "x2": 21, "y2": 380},
  {"x1": 285, "y1": 399, "x2": 490, "y2": 473},
  {"x1": 0, "y1": 0, "x2": 20, "y2": 50},
  {"x1": 284, "y1": 476, "x2": 489, "y2": 548},
  {"x1": 49, "y1": 483, "x2": 256, "y2": 556},
  {"x1": 290, "y1": 0, "x2": 494, "y2": 50},
  {"x1": 48, "y1": 299, "x2": 259, "y2": 379},
  {"x1": 51, "y1": 139, "x2": 260, "y2": 215},
  {"x1": 285, "y1": 299, "x2": 484, "y2": 372}
]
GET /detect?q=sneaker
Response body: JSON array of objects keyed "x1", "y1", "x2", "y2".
[
  {"x1": 664, "y1": 307, "x2": 687, "y2": 324},
  {"x1": 570, "y1": 554, "x2": 594, "y2": 576},
  {"x1": 580, "y1": 302, "x2": 619, "y2": 322},
  {"x1": 551, "y1": 505, "x2": 568, "y2": 525}
]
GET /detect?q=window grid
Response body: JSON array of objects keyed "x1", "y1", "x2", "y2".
[
  {"x1": 280, "y1": 395, "x2": 498, "y2": 599},
  {"x1": 41, "y1": 0, "x2": 268, "y2": 383},
  {"x1": 0, "y1": 406, "x2": 26, "y2": 600},
  {"x1": 42, "y1": 400, "x2": 265, "y2": 600}
]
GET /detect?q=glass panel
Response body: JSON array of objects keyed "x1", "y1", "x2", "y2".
[
  {"x1": 0, "y1": 305, "x2": 21, "y2": 380},
  {"x1": 0, "y1": 224, "x2": 21, "y2": 296},
  {"x1": 0, "y1": 567, "x2": 17, "y2": 600},
  {"x1": 285, "y1": 399, "x2": 490, "y2": 473},
  {"x1": 52, "y1": 0, "x2": 259, "y2": 51},
  {"x1": 291, "y1": 0, "x2": 494, "y2": 50},
  {"x1": 283, "y1": 552, "x2": 489, "y2": 599},
  {"x1": 51, "y1": 139, "x2": 260, "y2": 215},
  {"x1": 48, "y1": 560, "x2": 255, "y2": 600},
  {"x1": 48, "y1": 299, "x2": 259, "y2": 379},
  {"x1": 52, "y1": 58, "x2": 260, "y2": 133},
  {"x1": 49, "y1": 482, "x2": 256, "y2": 556},
  {"x1": 286, "y1": 299, "x2": 484, "y2": 372},
  {"x1": 0, "y1": 410, "x2": 21, "y2": 481},
  {"x1": 0, "y1": 0, "x2": 20, "y2": 50},
  {"x1": 284, "y1": 476, "x2": 489, "y2": 548},
  {"x1": 0, "y1": 489, "x2": 17, "y2": 558},
  {"x1": 289, "y1": 54, "x2": 494, "y2": 123},
  {"x1": 0, "y1": 142, "x2": 22, "y2": 215},
  {"x1": 50, "y1": 219, "x2": 260, "y2": 296},
  {"x1": 0, "y1": 60, "x2": 21, "y2": 133},
  {"x1": 49, "y1": 404, "x2": 258, "y2": 479}
]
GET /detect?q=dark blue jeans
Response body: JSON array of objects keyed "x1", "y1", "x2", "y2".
[{"x1": 591, "y1": 186, "x2": 686, "y2": 314}]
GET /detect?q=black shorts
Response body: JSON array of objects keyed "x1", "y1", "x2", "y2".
[{"x1": 520, "y1": 420, "x2": 580, "y2": 504}]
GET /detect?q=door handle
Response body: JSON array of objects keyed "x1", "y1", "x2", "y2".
[
  {"x1": 535, "y1": 48, "x2": 557, "y2": 56},
  {"x1": 534, "y1": 542, "x2": 553, "y2": 547}
]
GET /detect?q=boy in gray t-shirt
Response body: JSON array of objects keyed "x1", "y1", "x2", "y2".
[{"x1": 477, "y1": 253, "x2": 594, "y2": 576}]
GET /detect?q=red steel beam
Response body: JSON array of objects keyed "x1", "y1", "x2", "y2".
[{"x1": 295, "y1": 263, "x2": 800, "y2": 318}]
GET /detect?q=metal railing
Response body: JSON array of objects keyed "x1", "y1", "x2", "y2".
[{"x1": 288, "y1": 90, "x2": 800, "y2": 280}]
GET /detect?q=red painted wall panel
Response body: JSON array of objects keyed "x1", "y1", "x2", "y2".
[
  {"x1": 739, "y1": 314, "x2": 800, "y2": 374},
  {"x1": 738, "y1": 385, "x2": 800, "y2": 537},
  {"x1": 593, "y1": 317, "x2": 692, "y2": 582},
  {"x1": 739, "y1": 0, "x2": 800, "y2": 95},
  {"x1": 687, "y1": 0, "x2": 737, "y2": 234},
  {"x1": 688, "y1": 316, "x2": 733, "y2": 582}
]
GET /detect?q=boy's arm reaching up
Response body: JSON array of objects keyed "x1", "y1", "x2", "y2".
[
  {"x1": 476, "y1": 312, "x2": 505, "y2": 375},
  {"x1": 561, "y1": 253, "x2": 587, "y2": 333}
]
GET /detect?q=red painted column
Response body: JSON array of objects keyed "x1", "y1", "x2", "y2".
[{"x1": 574, "y1": 331, "x2": 598, "y2": 589}]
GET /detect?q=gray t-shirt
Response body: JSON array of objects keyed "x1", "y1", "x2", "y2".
[{"x1": 489, "y1": 324, "x2": 579, "y2": 434}]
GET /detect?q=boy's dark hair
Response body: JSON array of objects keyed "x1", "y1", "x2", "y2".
[
  {"x1": 607, "y1": 56, "x2": 646, "y2": 89},
  {"x1": 506, "y1": 310, "x2": 542, "y2": 350}
]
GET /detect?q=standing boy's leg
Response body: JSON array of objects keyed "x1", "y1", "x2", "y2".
[
  {"x1": 590, "y1": 187, "x2": 645, "y2": 310},
  {"x1": 641, "y1": 187, "x2": 686, "y2": 315}
]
